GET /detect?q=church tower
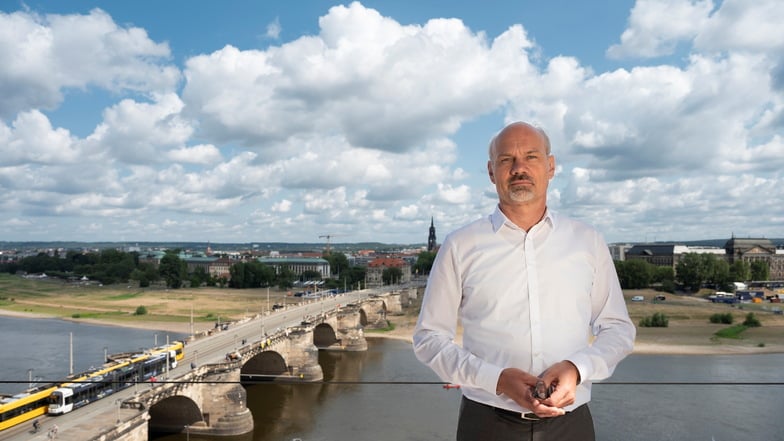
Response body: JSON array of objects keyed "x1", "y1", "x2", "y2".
[{"x1": 427, "y1": 217, "x2": 437, "y2": 252}]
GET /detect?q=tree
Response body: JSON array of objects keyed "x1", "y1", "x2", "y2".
[
  {"x1": 323, "y1": 252, "x2": 349, "y2": 278},
  {"x1": 729, "y1": 260, "x2": 751, "y2": 283},
  {"x1": 750, "y1": 261, "x2": 770, "y2": 281},
  {"x1": 615, "y1": 259, "x2": 653, "y2": 289},
  {"x1": 676, "y1": 253, "x2": 708, "y2": 292},
  {"x1": 190, "y1": 266, "x2": 210, "y2": 288},
  {"x1": 708, "y1": 258, "x2": 733, "y2": 292},
  {"x1": 159, "y1": 252, "x2": 186, "y2": 289},
  {"x1": 414, "y1": 251, "x2": 437, "y2": 276},
  {"x1": 382, "y1": 267, "x2": 403, "y2": 285},
  {"x1": 300, "y1": 270, "x2": 322, "y2": 282},
  {"x1": 276, "y1": 266, "x2": 295, "y2": 290}
]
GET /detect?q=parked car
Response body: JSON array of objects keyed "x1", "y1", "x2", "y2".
[
  {"x1": 631, "y1": 295, "x2": 644, "y2": 302},
  {"x1": 654, "y1": 295, "x2": 666, "y2": 302}
]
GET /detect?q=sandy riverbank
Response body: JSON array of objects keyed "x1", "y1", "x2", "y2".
[
  {"x1": 345, "y1": 313, "x2": 784, "y2": 355},
  {"x1": 2, "y1": 307, "x2": 783, "y2": 356}
]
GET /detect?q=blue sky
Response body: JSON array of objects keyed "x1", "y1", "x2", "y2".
[{"x1": 1, "y1": 0, "x2": 782, "y2": 245}]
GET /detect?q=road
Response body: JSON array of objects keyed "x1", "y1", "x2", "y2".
[{"x1": 0, "y1": 289, "x2": 380, "y2": 441}]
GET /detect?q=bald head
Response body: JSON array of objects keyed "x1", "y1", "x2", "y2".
[{"x1": 488, "y1": 122, "x2": 551, "y2": 160}]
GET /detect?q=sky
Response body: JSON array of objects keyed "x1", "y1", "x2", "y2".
[{"x1": 1, "y1": 0, "x2": 782, "y2": 246}]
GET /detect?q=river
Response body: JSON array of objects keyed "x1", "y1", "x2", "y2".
[
  {"x1": 2, "y1": 317, "x2": 783, "y2": 440},
  {"x1": 0, "y1": 315, "x2": 187, "y2": 395}
]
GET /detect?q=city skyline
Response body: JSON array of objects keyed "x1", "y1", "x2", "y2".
[{"x1": 1, "y1": 0, "x2": 782, "y2": 245}]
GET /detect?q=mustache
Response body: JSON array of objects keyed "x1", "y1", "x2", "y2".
[{"x1": 509, "y1": 174, "x2": 533, "y2": 183}]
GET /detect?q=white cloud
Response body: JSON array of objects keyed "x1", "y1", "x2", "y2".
[
  {"x1": 266, "y1": 17, "x2": 282, "y2": 39},
  {"x1": 0, "y1": 2, "x2": 783, "y2": 244},
  {"x1": 167, "y1": 144, "x2": 223, "y2": 165},
  {"x1": 0, "y1": 8, "x2": 179, "y2": 118},
  {"x1": 181, "y1": 2, "x2": 534, "y2": 154},
  {"x1": 271, "y1": 199, "x2": 292, "y2": 213},
  {"x1": 607, "y1": 0, "x2": 715, "y2": 59}
]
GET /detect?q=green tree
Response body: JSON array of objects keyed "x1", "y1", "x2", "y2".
[
  {"x1": 382, "y1": 267, "x2": 403, "y2": 285},
  {"x1": 276, "y1": 266, "x2": 295, "y2": 290},
  {"x1": 676, "y1": 253, "x2": 708, "y2": 292},
  {"x1": 413, "y1": 251, "x2": 437, "y2": 276},
  {"x1": 729, "y1": 260, "x2": 751, "y2": 283},
  {"x1": 750, "y1": 261, "x2": 770, "y2": 281},
  {"x1": 190, "y1": 266, "x2": 210, "y2": 288},
  {"x1": 323, "y1": 252, "x2": 349, "y2": 278},
  {"x1": 707, "y1": 258, "x2": 733, "y2": 291},
  {"x1": 615, "y1": 259, "x2": 653, "y2": 289},
  {"x1": 300, "y1": 270, "x2": 323, "y2": 282},
  {"x1": 159, "y1": 252, "x2": 186, "y2": 289}
]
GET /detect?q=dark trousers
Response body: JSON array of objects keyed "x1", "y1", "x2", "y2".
[{"x1": 456, "y1": 397, "x2": 595, "y2": 441}]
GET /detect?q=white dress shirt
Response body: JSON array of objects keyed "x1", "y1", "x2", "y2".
[{"x1": 412, "y1": 206, "x2": 635, "y2": 413}]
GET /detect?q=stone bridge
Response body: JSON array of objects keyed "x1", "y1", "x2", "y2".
[{"x1": 91, "y1": 290, "x2": 415, "y2": 440}]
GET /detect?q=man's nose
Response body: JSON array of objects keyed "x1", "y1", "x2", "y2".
[{"x1": 510, "y1": 159, "x2": 527, "y2": 175}]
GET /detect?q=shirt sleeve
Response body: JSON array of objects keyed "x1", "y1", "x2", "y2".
[
  {"x1": 412, "y1": 234, "x2": 504, "y2": 394},
  {"x1": 567, "y1": 232, "x2": 636, "y2": 383}
]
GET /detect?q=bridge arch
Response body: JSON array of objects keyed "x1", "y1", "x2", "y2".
[
  {"x1": 148, "y1": 395, "x2": 203, "y2": 435},
  {"x1": 360, "y1": 299, "x2": 388, "y2": 328},
  {"x1": 241, "y1": 350, "x2": 288, "y2": 381},
  {"x1": 313, "y1": 322, "x2": 339, "y2": 348},
  {"x1": 358, "y1": 307, "x2": 368, "y2": 326}
]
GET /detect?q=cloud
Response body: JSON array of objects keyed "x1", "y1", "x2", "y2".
[
  {"x1": 0, "y1": 8, "x2": 179, "y2": 118},
  {"x1": 266, "y1": 17, "x2": 282, "y2": 39},
  {"x1": 0, "y1": 1, "x2": 783, "y2": 244},
  {"x1": 606, "y1": 0, "x2": 715, "y2": 59},
  {"x1": 181, "y1": 2, "x2": 535, "y2": 155},
  {"x1": 271, "y1": 199, "x2": 292, "y2": 212},
  {"x1": 167, "y1": 144, "x2": 223, "y2": 165}
]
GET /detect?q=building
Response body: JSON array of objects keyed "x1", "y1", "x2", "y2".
[
  {"x1": 427, "y1": 217, "x2": 437, "y2": 252},
  {"x1": 209, "y1": 258, "x2": 233, "y2": 280},
  {"x1": 257, "y1": 257, "x2": 331, "y2": 279},
  {"x1": 365, "y1": 257, "x2": 411, "y2": 287},
  {"x1": 624, "y1": 237, "x2": 784, "y2": 281},
  {"x1": 608, "y1": 243, "x2": 633, "y2": 261},
  {"x1": 725, "y1": 237, "x2": 784, "y2": 280},
  {"x1": 625, "y1": 244, "x2": 689, "y2": 267}
]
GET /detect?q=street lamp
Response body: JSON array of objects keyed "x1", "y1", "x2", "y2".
[
  {"x1": 115, "y1": 398, "x2": 122, "y2": 423},
  {"x1": 185, "y1": 425, "x2": 190, "y2": 441}
]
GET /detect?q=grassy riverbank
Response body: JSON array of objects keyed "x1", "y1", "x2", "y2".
[{"x1": 1, "y1": 274, "x2": 783, "y2": 354}]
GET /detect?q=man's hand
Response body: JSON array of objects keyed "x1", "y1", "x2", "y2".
[
  {"x1": 538, "y1": 360, "x2": 580, "y2": 409},
  {"x1": 496, "y1": 368, "x2": 565, "y2": 418},
  {"x1": 496, "y1": 367, "x2": 539, "y2": 407}
]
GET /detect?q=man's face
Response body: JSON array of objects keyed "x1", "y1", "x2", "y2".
[{"x1": 487, "y1": 124, "x2": 555, "y2": 207}]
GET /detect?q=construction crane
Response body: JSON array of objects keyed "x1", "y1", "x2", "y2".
[{"x1": 318, "y1": 234, "x2": 345, "y2": 254}]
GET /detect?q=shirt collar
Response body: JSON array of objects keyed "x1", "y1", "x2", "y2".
[{"x1": 490, "y1": 205, "x2": 555, "y2": 233}]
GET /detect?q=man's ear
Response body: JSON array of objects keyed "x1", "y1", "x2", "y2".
[
  {"x1": 487, "y1": 160, "x2": 496, "y2": 183},
  {"x1": 548, "y1": 155, "x2": 556, "y2": 178}
]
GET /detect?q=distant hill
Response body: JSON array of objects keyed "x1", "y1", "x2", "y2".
[
  {"x1": 616, "y1": 238, "x2": 784, "y2": 248},
  {"x1": 2, "y1": 237, "x2": 781, "y2": 252},
  {"x1": 0, "y1": 240, "x2": 427, "y2": 253}
]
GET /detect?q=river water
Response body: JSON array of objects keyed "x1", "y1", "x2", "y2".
[
  {"x1": 0, "y1": 315, "x2": 186, "y2": 395},
  {"x1": 2, "y1": 317, "x2": 783, "y2": 441}
]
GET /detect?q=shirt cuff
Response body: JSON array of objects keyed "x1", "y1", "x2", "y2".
[
  {"x1": 566, "y1": 355, "x2": 590, "y2": 385},
  {"x1": 478, "y1": 362, "x2": 505, "y2": 395}
]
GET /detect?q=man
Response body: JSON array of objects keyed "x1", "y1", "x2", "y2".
[{"x1": 412, "y1": 121, "x2": 635, "y2": 440}]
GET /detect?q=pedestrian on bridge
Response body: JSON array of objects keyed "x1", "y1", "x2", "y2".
[{"x1": 413, "y1": 121, "x2": 635, "y2": 441}]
